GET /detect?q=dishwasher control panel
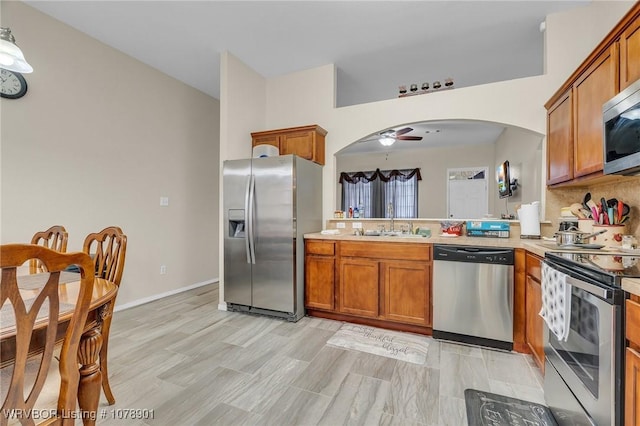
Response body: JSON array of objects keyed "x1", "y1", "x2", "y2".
[{"x1": 433, "y1": 245, "x2": 514, "y2": 265}]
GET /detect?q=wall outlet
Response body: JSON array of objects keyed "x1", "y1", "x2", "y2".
[
  {"x1": 336, "y1": 222, "x2": 346, "y2": 229},
  {"x1": 160, "y1": 196, "x2": 169, "y2": 206},
  {"x1": 160, "y1": 265, "x2": 167, "y2": 275},
  {"x1": 352, "y1": 222, "x2": 362, "y2": 229}
]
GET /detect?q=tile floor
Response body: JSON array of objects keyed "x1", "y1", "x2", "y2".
[{"x1": 100, "y1": 284, "x2": 545, "y2": 425}]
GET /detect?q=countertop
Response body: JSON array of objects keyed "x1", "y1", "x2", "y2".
[
  {"x1": 304, "y1": 232, "x2": 617, "y2": 257},
  {"x1": 305, "y1": 232, "x2": 640, "y2": 296}
]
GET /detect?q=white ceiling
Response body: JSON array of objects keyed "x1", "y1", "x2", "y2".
[
  {"x1": 25, "y1": 0, "x2": 588, "y2": 107},
  {"x1": 338, "y1": 120, "x2": 507, "y2": 155}
]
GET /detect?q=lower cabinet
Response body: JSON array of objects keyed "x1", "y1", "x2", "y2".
[
  {"x1": 305, "y1": 239, "x2": 432, "y2": 332},
  {"x1": 626, "y1": 298, "x2": 640, "y2": 426},
  {"x1": 339, "y1": 257, "x2": 379, "y2": 318},
  {"x1": 382, "y1": 260, "x2": 431, "y2": 326},
  {"x1": 525, "y1": 252, "x2": 545, "y2": 373},
  {"x1": 304, "y1": 240, "x2": 336, "y2": 311},
  {"x1": 626, "y1": 347, "x2": 640, "y2": 426}
]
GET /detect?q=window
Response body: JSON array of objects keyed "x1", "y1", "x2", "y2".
[{"x1": 340, "y1": 168, "x2": 420, "y2": 218}]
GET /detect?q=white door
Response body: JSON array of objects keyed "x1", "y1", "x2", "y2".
[{"x1": 447, "y1": 167, "x2": 488, "y2": 219}]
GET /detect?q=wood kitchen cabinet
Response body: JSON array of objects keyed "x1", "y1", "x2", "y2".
[
  {"x1": 339, "y1": 256, "x2": 380, "y2": 318},
  {"x1": 305, "y1": 239, "x2": 432, "y2": 333},
  {"x1": 382, "y1": 260, "x2": 431, "y2": 326},
  {"x1": 547, "y1": 91, "x2": 573, "y2": 185},
  {"x1": 572, "y1": 45, "x2": 617, "y2": 178},
  {"x1": 626, "y1": 297, "x2": 640, "y2": 426},
  {"x1": 525, "y1": 252, "x2": 545, "y2": 373},
  {"x1": 545, "y1": 46, "x2": 617, "y2": 185},
  {"x1": 545, "y1": 4, "x2": 640, "y2": 186},
  {"x1": 304, "y1": 240, "x2": 336, "y2": 311},
  {"x1": 251, "y1": 125, "x2": 327, "y2": 165},
  {"x1": 620, "y1": 16, "x2": 640, "y2": 90}
]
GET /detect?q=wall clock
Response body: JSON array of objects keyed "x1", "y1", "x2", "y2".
[{"x1": 0, "y1": 69, "x2": 28, "y2": 99}]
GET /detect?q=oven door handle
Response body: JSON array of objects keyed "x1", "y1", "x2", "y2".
[{"x1": 566, "y1": 275, "x2": 611, "y2": 300}]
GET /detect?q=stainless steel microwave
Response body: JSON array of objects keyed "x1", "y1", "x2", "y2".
[{"x1": 603, "y1": 78, "x2": 640, "y2": 175}]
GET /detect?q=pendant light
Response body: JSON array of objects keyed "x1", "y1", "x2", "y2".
[{"x1": 0, "y1": 27, "x2": 33, "y2": 73}]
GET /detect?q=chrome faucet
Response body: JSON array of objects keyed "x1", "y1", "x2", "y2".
[{"x1": 388, "y1": 202, "x2": 394, "y2": 232}]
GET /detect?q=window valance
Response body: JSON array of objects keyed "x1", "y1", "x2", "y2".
[{"x1": 339, "y1": 168, "x2": 422, "y2": 184}]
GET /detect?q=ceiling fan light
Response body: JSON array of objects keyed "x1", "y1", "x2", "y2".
[{"x1": 379, "y1": 137, "x2": 395, "y2": 146}]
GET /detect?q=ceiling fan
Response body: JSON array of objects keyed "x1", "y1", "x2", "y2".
[{"x1": 361, "y1": 127, "x2": 423, "y2": 146}]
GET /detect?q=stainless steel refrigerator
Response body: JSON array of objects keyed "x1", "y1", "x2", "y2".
[{"x1": 223, "y1": 155, "x2": 322, "y2": 322}]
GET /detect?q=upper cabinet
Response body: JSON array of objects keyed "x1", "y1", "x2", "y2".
[
  {"x1": 545, "y1": 3, "x2": 640, "y2": 186},
  {"x1": 547, "y1": 90, "x2": 573, "y2": 185},
  {"x1": 572, "y1": 45, "x2": 618, "y2": 178},
  {"x1": 251, "y1": 124, "x2": 327, "y2": 165},
  {"x1": 620, "y1": 17, "x2": 640, "y2": 90}
]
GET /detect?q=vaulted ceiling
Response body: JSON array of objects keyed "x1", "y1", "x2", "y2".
[{"x1": 25, "y1": 1, "x2": 588, "y2": 107}]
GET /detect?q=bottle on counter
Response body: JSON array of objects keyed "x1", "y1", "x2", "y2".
[
  {"x1": 348, "y1": 206, "x2": 353, "y2": 218},
  {"x1": 353, "y1": 207, "x2": 360, "y2": 218}
]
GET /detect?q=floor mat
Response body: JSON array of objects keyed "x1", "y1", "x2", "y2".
[
  {"x1": 465, "y1": 389, "x2": 557, "y2": 426},
  {"x1": 326, "y1": 323, "x2": 429, "y2": 364}
]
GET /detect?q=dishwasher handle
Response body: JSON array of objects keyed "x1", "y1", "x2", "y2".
[{"x1": 433, "y1": 245, "x2": 514, "y2": 265}]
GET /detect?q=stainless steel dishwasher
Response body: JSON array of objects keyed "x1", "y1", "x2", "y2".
[{"x1": 432, "y1": 245, "x2": 514, "y2": 351}]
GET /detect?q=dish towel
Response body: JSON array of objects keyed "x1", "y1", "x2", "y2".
[{"x1": 539, "y1": 262, "x2": 572, "y2": 341}]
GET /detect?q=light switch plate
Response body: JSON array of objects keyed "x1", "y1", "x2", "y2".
[
  {"x1": 352, "y1": 222, "x2": 362, "y2": 228},
  {"x1": 336, "y1": 222, "x2": 346, "y2": 229},
  {"x1": 160, "y1": 196, "x2": 169, "y2": 206}
]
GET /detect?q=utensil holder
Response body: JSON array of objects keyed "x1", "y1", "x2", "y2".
[{"x1": 591, "y1": 225, "x2": 625, "y2": 247}]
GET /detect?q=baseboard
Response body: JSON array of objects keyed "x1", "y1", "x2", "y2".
[
  {"x1": 218, "y1": 302, "x2": 228, "y2": 311},
  {"x1": 114, "y1": 278, "x2": 219, "y2": 312}
]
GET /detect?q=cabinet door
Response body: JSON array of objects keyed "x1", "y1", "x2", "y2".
[
  {"x1": 620, "y1": 17, "x2": 640, "y2": 91},
  {"x1": 547, "y1": 90, "x2": 573, "y2": 185},
  {"x1": 280, "y1": 130, "x2": 314, "y2": 160},
  {"x1": 305, "y1": 255, "x2": 335, "y2": 311},
  {"x1": 525, "y1": 276, "x2": 544, "y2": 373},
  {"x1": 252, "y1": 133, "x2": 280, "y2": 149},
  {"x1": 339, "y1": 257, "x2": 379, "y2": 318},
  {"x1": 573, "y1": 45, "x2": 618, "y2": 178},
  {"x1": 626, "y1": 347, "x2": 640, "y2": 426},
  {"x1": 382, "y1": 260, "x2": 431, "y2": 326}
]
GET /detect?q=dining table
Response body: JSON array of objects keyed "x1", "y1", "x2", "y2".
[{"x1": 1, "y1": 270, "x2": 118, "y2": 425}]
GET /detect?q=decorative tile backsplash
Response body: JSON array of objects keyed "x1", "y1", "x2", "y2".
[{"x1": 545, "y1": 177, "x2": 640, "y2": 238}]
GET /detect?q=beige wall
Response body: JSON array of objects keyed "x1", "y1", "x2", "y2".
[
  {"x1": 219, "y1": 1, "x2": 635, "y2": 304},
  {"x1": 0, "y1": 2, "x2": 220, "y2": 308},
  {"x1": 493, "y1": 127, "x2": 545, "y2": 216},
  {"x1": 217, "y1": 52, "x2": 267, "y2": 306}
]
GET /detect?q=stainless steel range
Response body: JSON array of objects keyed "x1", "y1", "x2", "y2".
[{"x1": 543, "y1": 251, "x2": 640, "y2": 426}]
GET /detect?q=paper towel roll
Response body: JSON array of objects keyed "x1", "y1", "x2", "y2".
[
  {"x1": 252, "y1": 144, "x2": 279, "y2": 158},
  {"x1": 519, "y1": 203, "x2": 540, "y2": 237}
]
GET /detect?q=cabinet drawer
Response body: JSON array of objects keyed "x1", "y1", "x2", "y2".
[
  {"x1": 340, "y1": 241, "x2": 430, "y2": 261},
  {"x1": 627, "y1": 299, "x2": 640, "y2": 346},
  {"x1": 306, "y1": 240, "x2": 335, "y2": 256},
  {"x1": 525, "y1": 252, "x2": 542, "y2": 282}
]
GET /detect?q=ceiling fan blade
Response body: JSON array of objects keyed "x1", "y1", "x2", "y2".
[
  {"x1": 357, "y1": 137, "x2": 379, "y2": 143},
  {"x1": 394, "y1": 127, "x2": 413, "y2": 136},
  {"x1": 397, "y1": 136, "x2": 423, "y2": 141}
]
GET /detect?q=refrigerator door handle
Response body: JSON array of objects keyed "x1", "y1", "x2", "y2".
[
  {"x1": 244, "y1": 175, "x2": 252, "y2": 264},
  {"x1": 248, "y1": 173, "x2": 256, "y2": 264}
]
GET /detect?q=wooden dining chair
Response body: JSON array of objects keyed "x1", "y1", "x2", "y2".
[
  {"x1": 30, "y1": 226, "x2": 69, "y2": 274},
  {"x1": 82, "y1": 226, "x2": 127, "y2": 405},
  {"x1": 1, "y1": 244, "x2": 95, "y2": 426}
]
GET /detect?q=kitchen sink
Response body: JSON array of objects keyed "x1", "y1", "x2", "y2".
[{"x1": 363, "y1": 231, "x2": 425, "y2": 238}]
